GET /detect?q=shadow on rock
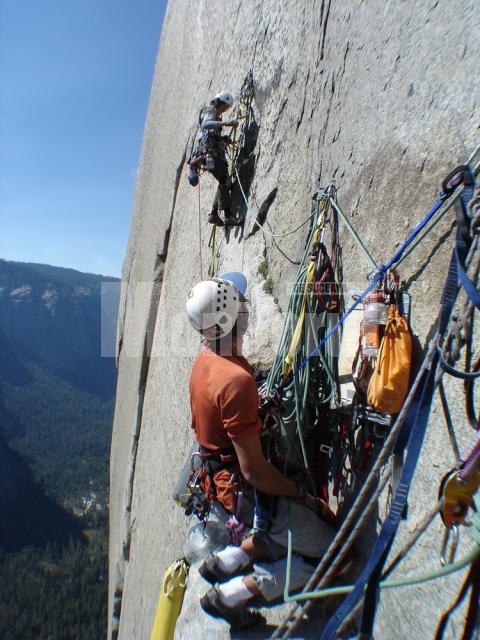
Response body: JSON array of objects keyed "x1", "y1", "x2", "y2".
[
  {"x1": 230, "y1": 120, "x2": 260, "y2": 222},
  {"x1": 0, "y1": 437, "x2": 85, "y2": 552}
]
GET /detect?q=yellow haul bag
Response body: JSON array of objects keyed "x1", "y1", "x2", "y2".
[
  {"x1": 150, "y1": 559, "x2": 189, "y2": 640},
  {"x1": 367, "y1": 305, "x2": 412, "y2": 414}
]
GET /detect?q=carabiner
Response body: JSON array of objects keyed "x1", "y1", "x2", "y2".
[{"x1": 440, "y1": 524, "x2": 459, "y2": 566}]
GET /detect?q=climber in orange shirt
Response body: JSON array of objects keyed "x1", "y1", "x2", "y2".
[{"x1": 186, "y1": 272, "x2": 338, "y2": 629}]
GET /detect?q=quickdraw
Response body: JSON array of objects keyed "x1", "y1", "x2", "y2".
[{"x1": 228, "y1": 70, "x2": 255, "y2": 174}]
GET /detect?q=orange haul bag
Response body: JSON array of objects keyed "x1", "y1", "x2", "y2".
[{"x1": 367, "y1": 304, "x2": 412, "y2": 414}]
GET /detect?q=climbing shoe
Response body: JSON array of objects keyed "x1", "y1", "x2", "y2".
[
  {"x1": 208, "y1": 211, "x2": 224, "y2": 226},
  {"x1": 200, "y1": 587, "x2": 265, "y2": 629},
  {"x1": 199, "y1": 553, "x2": 251, "y2": 584}
]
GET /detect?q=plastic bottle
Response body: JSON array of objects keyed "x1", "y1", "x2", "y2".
[
  {"x1": 361, "y1": 292, "x2": 389, "y2": 358},
  {"x1": 183, "y1": 503, "x2": 230, "y2": 563},
  {"x1": 252, "y1": 490, "x2": 272, "y2": 532},
  {"x1": 252, "y1": 502, "x2": 271, "y2": 532}
]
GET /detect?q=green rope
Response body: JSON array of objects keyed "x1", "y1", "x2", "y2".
[
  {"x1": 234, "y1": 165, "x2": 316, "y2": 239},
  {"x1": 262, "y1": 194, "x2": 336, "y2": 471},
  {"x1": 258, "y1": 152, "x2": 480, "y2": 617},
  {"x1": 283, "y1": 486, "x2": 480, "y2": 603},
  {"x1": 330, "y1": 199, "x2": 378, "y2": 270},
  {"x1": 283, "y1": 542, "x2": 480, "y2": 602},
  {"x1": 284, "y1": 495, "x2": 480, "y2": 602}
]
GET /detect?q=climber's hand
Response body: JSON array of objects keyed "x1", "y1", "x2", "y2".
[
  {"x1": 304, "y1": 495, "x2": 337, "y2": 526},
  {"x1": 292, "y1": 470, "x2": 313, "y2": 505}
]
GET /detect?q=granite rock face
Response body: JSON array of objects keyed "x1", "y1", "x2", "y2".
[{"x1": 109, "y1": 2, "x2": 480, "y2": 638}]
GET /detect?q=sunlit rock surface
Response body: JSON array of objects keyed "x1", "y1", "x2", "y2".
[{"x1": 109, "y1": 2, "x2": 480, "y2": 638}]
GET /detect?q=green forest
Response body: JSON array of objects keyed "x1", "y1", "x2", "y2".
[
  {"x1": 0, "y1": 533, "x2": 107, "y2": 640},
  {"x1": 0, "y1": 260, "x2": 117, "y2": 639},
  {"x1": 0, "y1": 361, "x2": 113, "y2": 639},
  {"x1": 0, "y1": 362, "x2": 113, "y2": 505}
]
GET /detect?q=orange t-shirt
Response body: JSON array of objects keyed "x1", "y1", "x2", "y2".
[
  {"x1": 189, "y1": 347, "x2": 261, "y2": 512},
  {"x1": 189, "y1": 346, "x2": 262, "y2": 450}
]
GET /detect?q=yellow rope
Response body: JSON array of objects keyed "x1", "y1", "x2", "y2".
[
  {"x1": 283, "y1": 228, "x2": 320, "y2": 377},
  {"x1": 197, "y1": 180, "x2": 203, "y2": 279},
  {"x1": 208, "y1": 224, "x2": 216, "y2": 277}
]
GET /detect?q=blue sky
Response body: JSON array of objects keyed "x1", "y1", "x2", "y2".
[{"x1": 0, "y1": 0, "x2": 167, "y2": 277}]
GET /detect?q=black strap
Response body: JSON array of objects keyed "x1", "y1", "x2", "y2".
[
  {"x1": 438, "y1": 346, "x2": 480, "y2": 380},
  {"x1": 198, "y1": 444, "x2": 238, "y2": 475},
  {"x1": 199, "y1": 444, "x2": 236, "y2": 456},
  {"x1": 462, "y1": 558, "x2": 480, "y2": 640},
  {"x1": 435, "y1": 557, "x2": 480, "y2": 640}
]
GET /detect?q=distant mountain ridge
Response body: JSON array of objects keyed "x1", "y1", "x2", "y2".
[{"x1": 0, "y1": 259, "x2": 119, "y2": 397}]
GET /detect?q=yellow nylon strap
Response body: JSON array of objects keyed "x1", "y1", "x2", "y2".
[
  {"x1": 208, "y1": 224, "x2": 216, "y2": 277},
  {"x1": 283, "y1": 229, "x2": 319, "y2": 377},
  {"x1": 229, "y1": 101, "x2": 248, "y2": 172}
]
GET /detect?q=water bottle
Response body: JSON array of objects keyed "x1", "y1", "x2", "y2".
[
  {"x1": 361, "y1": 292, "x2": 388, "y2": 358},
  {"x1": 252, "y1": 492, "x2": 271, "y2": 532}
]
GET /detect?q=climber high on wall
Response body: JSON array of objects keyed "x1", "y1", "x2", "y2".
[
  {"x1": 188, "y1": 92, "x2": 241, "y2": 226},
  {"x1": 184, "y1": 272, "x2": 343, "y2": 629}
]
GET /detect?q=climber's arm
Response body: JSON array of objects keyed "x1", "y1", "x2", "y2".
[{"x1": 232, "y1": 433, "x2": 297, "y2": 497}]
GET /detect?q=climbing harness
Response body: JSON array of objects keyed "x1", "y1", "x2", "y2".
[
  {"x1": 187, "y1": 104, "x2": 480, "y2": 636},
  {"x1": 174, "y1": 443, "x2": 249, "y2": 547},
  {"x1": 150, "y1": 558, "x2": 189, "y2": 640}
]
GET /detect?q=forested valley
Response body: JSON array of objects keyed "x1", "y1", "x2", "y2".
[{"x1": 0, "y1": 260, "x2": 118, "y2": 639}]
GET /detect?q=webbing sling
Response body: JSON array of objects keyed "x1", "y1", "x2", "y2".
[
  {"x1": 292, "y1": 191, "x2": 447, "y2": 378},
  {"x1": 453, "y1": 166, "x2": 480, "y2": 310},
  {"x1": 436, "y1": 167, "x2": 480, "y2": 381},
  {"x1": 437, "y1": 347, "x2": 480, "y2": 380},
  {"x1": 456, "y1": 247, "x2": 480, "y2": 310},
  {"x1": 319, "y1": 348, "x2": 439, "y2": 640},
  {"x1": 320, "y1": 167, "x2": 476, "y2": 640},
  {"x1": 358, "y1": 166, "x2": 477, "y2": 638}
]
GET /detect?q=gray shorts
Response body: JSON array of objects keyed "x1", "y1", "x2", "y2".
[
  {"x1": 251, "y1": 498, "x2": 336, "y2": 601},
  {"x1": 268, "y1": 498, "x2": 336, "y2": 557},
  {"x1": 252, "y1": 553, "x2": 317, "y2": 602}
]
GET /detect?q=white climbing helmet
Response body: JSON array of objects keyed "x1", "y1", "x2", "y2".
[
  {"x1": 213, "y1": 91, "x2": 234, "y2": 108},
  {"x1": 186, "y1": 272, "x2": 247, "y2": 339}
]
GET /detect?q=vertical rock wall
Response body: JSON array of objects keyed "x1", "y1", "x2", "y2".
[{"x1": 109, "y1": 1, "x2": 480, "y2": 638}]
